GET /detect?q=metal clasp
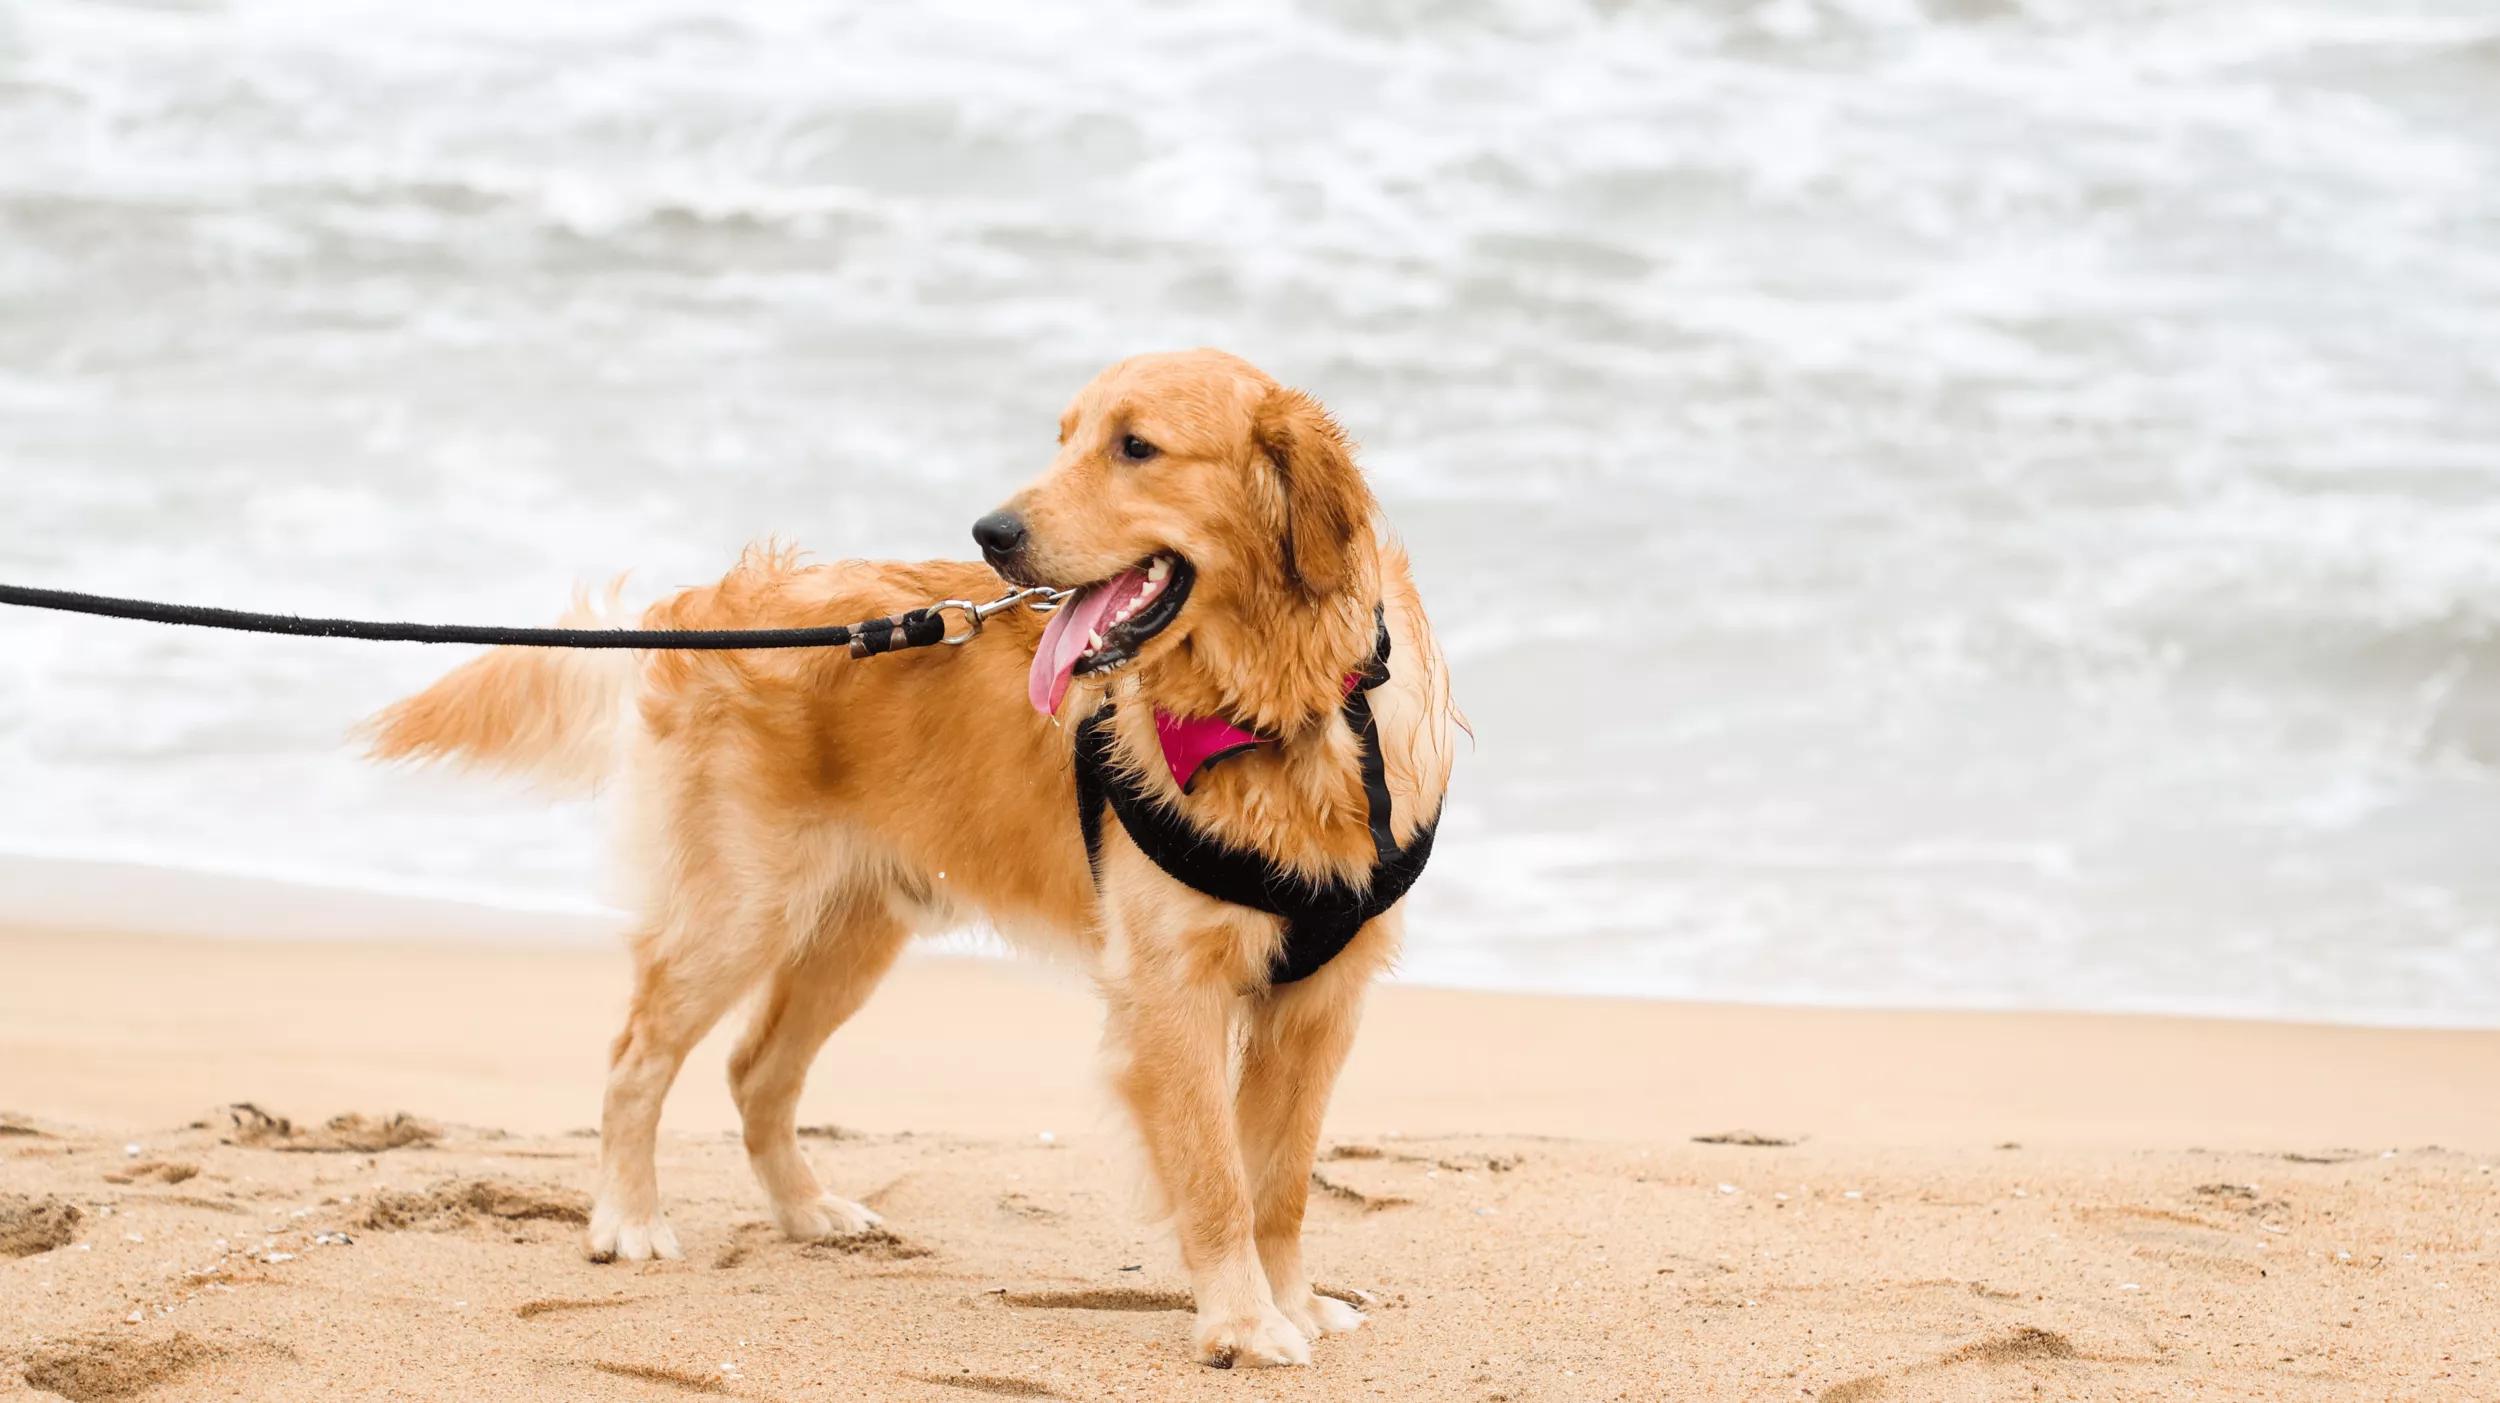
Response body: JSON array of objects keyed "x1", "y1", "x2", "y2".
[{"x1": 935, "y1": 585, "x2": 1071, "y2": 645}]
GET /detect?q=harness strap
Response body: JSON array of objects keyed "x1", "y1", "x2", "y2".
[
  {"x1": 1271, "y1": 816, "x2": 1436, "y2": 987},
  {"x1": 1074, "y1": 711, "x2": 1113, "y2": 880},
  {"x1": 1073, "y1": 608, "x2": 1437, "y2": 986},
  {"x1": 1342, "y1": 677, "x2": 1398, "y2": 866}
]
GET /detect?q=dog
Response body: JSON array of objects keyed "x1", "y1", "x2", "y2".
[{"x1": 365, "y1": 348, "x2": 1457, "y2": 1368}]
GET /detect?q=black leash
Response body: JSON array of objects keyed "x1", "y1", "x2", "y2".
[{"x1": 0, "y1": 582, "x2": 1065, "y2": 658}]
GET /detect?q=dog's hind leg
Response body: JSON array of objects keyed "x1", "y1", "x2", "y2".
[
  {"x1": 727, "y1": 893, "x2": 911, "y2": 1241},
  {"x1": 589, "y1": 929, "x2": 773, "y2": 1263},
  {"x1": 1236, "y1": 955, "x2": 1373, "y2": 1342}
]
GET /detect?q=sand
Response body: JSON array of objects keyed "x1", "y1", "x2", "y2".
[{"x1": 3, "y1": 904, "x2": 2498, "y2": 1400}]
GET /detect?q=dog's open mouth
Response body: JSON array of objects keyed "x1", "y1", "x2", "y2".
[{"x1": 1027, "y1": 554, "x2": 1194, "y2": 716}]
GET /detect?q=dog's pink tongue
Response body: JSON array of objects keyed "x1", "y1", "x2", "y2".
[{"x1": 1028, "y1": 571, "x2": 1137, "y2": 716}]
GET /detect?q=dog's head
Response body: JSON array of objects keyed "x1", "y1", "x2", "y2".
[{"x1": 977, "y1": 349, "x2": 1379, "y2": 729}]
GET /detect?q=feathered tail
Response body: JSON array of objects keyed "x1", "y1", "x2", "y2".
[{"x1": 358, "y1": 581, "x2": 636, "y2": 795}]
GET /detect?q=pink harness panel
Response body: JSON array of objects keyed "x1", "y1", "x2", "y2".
[
  {"x1": 1151, "y1": 672, "x2": 1365, "y2": 791},
  {"x1": 1151, "y1": 711, "x2": 1266, "y2": 792}
]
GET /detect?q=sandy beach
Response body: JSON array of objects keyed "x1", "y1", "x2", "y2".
[
  {"x1": 9, "y1": 1, "x2": 2498, "y2": 1397},
  {"x1": 4, "y1": 892, "x2": 2498, "y2": 1400}
]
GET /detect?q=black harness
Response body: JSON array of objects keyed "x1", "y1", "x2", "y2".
[{"x1": 1074, "y1": 618, "x2": 1439, "y2": 986}]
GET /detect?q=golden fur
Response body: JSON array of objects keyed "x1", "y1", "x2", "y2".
[{"x1": 365, "y1": 349, "x2": 1457, "y2": 1368}]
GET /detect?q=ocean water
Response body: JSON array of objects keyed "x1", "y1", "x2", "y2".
[{"x1": 3, "y1": 0, "x2": 2497, "y2": 1025}]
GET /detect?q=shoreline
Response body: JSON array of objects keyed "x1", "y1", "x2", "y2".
[
  {"x1": 5, "y1": 922, "x2": 2496, "y2": 1154},
  {"x1": 0, "y1": 851, "x2": 623, "y2": 950},
  {"x1": 5, "y1": 851, "x2": 2493, "y2": 1034}
]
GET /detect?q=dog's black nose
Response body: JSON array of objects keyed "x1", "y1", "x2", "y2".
[{"x1": 971, "y1": 510, "x2": 1029, "y2": 561}]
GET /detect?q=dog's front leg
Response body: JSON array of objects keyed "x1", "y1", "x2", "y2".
[
  {"x1": 1105, "y1": 945, "x2": 1310, "y2": 1368},
  {"x1": 1237, "y1": 953, "x2": 1372, "y2": 1342}
]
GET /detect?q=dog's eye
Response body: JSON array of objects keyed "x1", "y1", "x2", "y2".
[{"x1": 1117, "y1": 434, "x2": 1159, "y2": 463}]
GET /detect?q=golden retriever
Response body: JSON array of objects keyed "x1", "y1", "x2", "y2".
[{"x1": 366, "y1": 348, "x2": 1456, "y2": 1368}]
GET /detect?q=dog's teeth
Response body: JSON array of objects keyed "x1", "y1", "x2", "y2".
[
  {"x1": 1089, "y1": 631, "x2": 1106, "y2": 649},
  {"x1": 1147, "y1": 558, "x2": 1169, "y2": 582}
]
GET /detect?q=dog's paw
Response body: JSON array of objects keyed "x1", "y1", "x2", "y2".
[
  {"x1": 1277, "y1": 1289, "x2": 1367, "y2": 1340},
  {"x1": 586, "y1": 1203, "x2": 682, "y2": 1263},
  {"x1": 774, "y1": 1193, "x2": 884, "y2": 1242},
  {"x1": 1194, "y1": 1305, "x2": 1312, "y2": 1369}
]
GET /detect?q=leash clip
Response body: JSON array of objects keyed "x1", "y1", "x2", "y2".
[{"x1": 934, "y1": 586, "x2": 1072, "y2": 645}]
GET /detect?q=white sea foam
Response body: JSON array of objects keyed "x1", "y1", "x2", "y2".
[{"x1": 2, "y1": 0, "x2": 2497, "y2": 1023}]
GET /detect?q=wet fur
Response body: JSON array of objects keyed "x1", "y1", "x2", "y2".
[{"x1": 364, "y1": 349, "x2": 1457, "y2": 1367}]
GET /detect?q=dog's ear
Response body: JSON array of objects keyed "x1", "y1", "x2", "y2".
[{"x1": 1252, "y1": 387, "x2": 1375, "y2": 600}]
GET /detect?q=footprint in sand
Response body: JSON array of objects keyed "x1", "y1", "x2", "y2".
[
  {"x1": 994, "y1": 1284, "x2": 1377, "y2": 1316},
  {"x1": 2078, "y1": 1204, "x2": 2267, "y2": 1278},
  {"x1": 516, "y1": 1296, "x2": 632, "y2": 1320},
  {"x1": 1307, "y1": 1168, "x2": 1413, "y2": 1212},
  {"x1": 585, "y1": 1360, "x2": 730, "y2": 1395},
  {"x1": 1323, "y1": 1143, "x2": 1525, "y2": 1173},
  {"x1": 360, "y1": 1177, "x2": 589, "y2": 1231},
  {"x1": 102, "y1": 1160, "x2": 199, "y2": 1186},
  {"x1": 798, "y1": 1227, "x2": 931, "y2": 1261},
  {"x1": 215, "y1": 1104, "x2": 440, "y2": 1154},
  {"x1": 996, "y1": 1193, "x2": 1062, "y2": 1223},
  {"x1": 902, "y1": 1370, "x2": 1066, "y2": 1398},
  {"x1": 2191, "y1": 1182, "x2": 2291, "y2": 1220},
  {"x1": 20, "y1": 1331, "x2": 220, "y2": 1402},
  {"x1": 996, "y1": 1287, "x2": 1192, "y2": 1312},
  {"x1": 1691, "y1": 1131, "x2": 1797, "y2": 1148},
  {"x1": 1821, "y1": 1326, "x2": 2079, "y2": 1401},
  {"x1": 0, "y1": 1193, "x2": 82, "y2": 1257}
]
